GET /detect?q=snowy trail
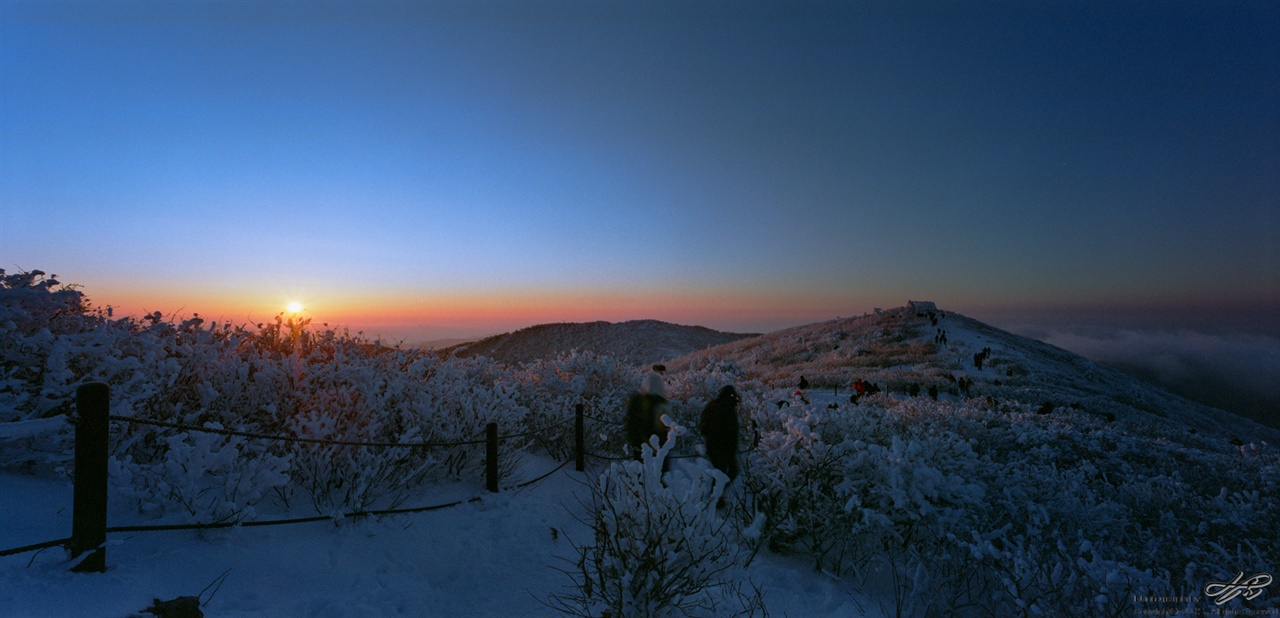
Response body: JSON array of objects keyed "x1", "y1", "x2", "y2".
[
  {"x1": 1, "y1": 457, "x2": 875, "y2": 617},
  {"x1": 0, "y1": 459, "x2": 591, "y2": 617}
]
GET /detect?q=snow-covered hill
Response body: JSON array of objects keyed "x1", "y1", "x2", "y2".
[
  {"x1": 442, "y1": 319, "x2": 757, "y2": 367},
  {"x1": 670, "y1": 305, "x2": 1280, "y2": 443}
]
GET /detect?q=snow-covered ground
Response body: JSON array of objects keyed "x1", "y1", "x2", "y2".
[{"x1": 0, "y1": 455, "x2": 870, "y2": 617}]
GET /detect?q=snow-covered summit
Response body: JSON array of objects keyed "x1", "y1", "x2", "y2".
[{"x1": 671, "y1": 305, "x2": 1280, "y2": 443}]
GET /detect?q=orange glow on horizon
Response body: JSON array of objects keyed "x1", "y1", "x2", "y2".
[{"x1": 87, "y1": 283, "x2": 874, "y2": 340}]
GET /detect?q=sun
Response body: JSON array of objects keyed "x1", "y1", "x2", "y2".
[{"x1": 286, "y1": 301, "x2": 304, "y2": 314}]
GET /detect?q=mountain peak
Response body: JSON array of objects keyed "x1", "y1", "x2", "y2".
[
  {"x1": 442, "y1": 320, "x2": 758, "y2": 367},
  {"x1": 669, "y1": 305, "x2": 1279, "y2": 442}
]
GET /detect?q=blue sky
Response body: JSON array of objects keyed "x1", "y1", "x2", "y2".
[{"x1": 2, "y1": 0, "x2": 1277, "y2": 341}]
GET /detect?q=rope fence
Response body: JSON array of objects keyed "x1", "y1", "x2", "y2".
[
  {"x1": 109, "y1": 415, "x2": 491, "y2": 448},
  {"x1": 0, "y1": 538, "x2": 71, "y2": 559},
  {"x1": 110, "y1": 413, "x2": 576, "y2": 449},
  {"x1": 1, "y1": 384, "x2": 584, "y2": 571},
  {"x1": 100, "y1": 458, "x2": 574, "y2": 535},
  {"x1": 2, "y1": 460, "x2": 577, "y2": 558},
  {"x1": 2, "y1": 385, "x2": 757, "y2": 570}
]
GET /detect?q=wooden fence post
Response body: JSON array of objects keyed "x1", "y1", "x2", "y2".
[
  {"x1": 71, "y1": 382, "x2": 109, "y2": 573},
  {"x1": 574, "y1": 404, "x2": 585, "y2": 472},
  {"x1": 485, "y1": 422, "x2": 498, "y2": 493}
]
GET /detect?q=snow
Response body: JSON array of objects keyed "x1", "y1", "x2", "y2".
[
  {"x1": 0, "y1": 416, "x2": 69, "y2": 441},
  {"x1": 0, "y1": 456, "x2": 870, "y2": 617}
]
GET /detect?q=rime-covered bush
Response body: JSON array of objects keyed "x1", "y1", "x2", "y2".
[
  {"x1": 513, "y1": 351, "x2": 637, "y2": 460},
  {"x1": 736, "y1": 395, "x2": 1280, "y2": 616},
  {"x1": 549, "y1": 424, "x2": 765, "y2": 617},
  {"x1": 110, "y1": 424, "x2": 292, "y2": 522},
  {"x1": 0, "y1": 273, "x2": 542, "y2": 515},
  {"x1": 743, "y1": 401, "x2": 983, "y2": 575},
  {"x1": 0, "y1": 269, "x2": 108, "y2": 423},
  {"x1": 110, "y1": 319, "x2": 535, "y2": 516}
]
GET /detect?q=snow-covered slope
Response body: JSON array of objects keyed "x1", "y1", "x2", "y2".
[
  {"x1": 670, "y1": 305, "x2": 1280, "y2": 443},
  {"x1": 442, "y1": 319, "x2": 757, "y2": 367}
]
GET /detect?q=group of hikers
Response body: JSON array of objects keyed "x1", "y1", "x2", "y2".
[
  {"x1": 974, "y1": 346, "x2": 993, "y2": 370},
  {"x1": 619, "y1": 351, "x2": 994, "y2": 486},
  {"x1": 623, "y1": 365, "x2": 741, "y2": 481}
]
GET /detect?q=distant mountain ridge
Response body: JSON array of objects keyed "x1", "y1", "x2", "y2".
[
  {"x1": 668, "y1": 305, "x2": 1280, "y2": 441},
  {"x1": 441, "y1": 319, "x2": 758, "y2": 367}
]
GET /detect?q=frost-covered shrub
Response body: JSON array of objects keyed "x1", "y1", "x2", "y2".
[
  {"x1": 514, "y1": 351, "x2": 637, "y2": 460},
  {"x1": 938, "y1": 405, "x2": 1279, "y2": 614},
  {"x1": 743, "y1": 401, "x2": 983, "y2": 575},
  {"x1": 1, "y1": 274, "x2": 551, "y2": 515},
  {"x1": 549, "y1": 425, "x2": 765, "y2": 617},
  {"x1": 0, "y1": 269, "x2": 108, "y2": 423},
  {"x1": 735, "y1": 395, "x2": 1280, "y2": 616},
  {"x1": 741, "y1": 411, "x2": 857, "y2": 570},
  {"x1": 110, "y1": 424, "x2": 292, "y2": 522}
]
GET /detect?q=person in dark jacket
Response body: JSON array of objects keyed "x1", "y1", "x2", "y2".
[
  {"x1": 699, "y1": 385, "x2": 742, "y2": 481},
  {"x1": 625, "y1": 370, "x2": 670, "y2": 462}
]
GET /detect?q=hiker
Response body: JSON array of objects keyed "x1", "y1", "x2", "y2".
[
  {"x1": 625, "y1": 368, "x2": 671, "y2": 462},
  {"x1": 853, "y1": 379, "x2": 868, "y2": 397},
  {"x1": 699, "y1": 385, "x2": 742, "y2": 481}
]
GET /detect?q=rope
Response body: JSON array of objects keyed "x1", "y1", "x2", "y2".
[
  {"x1": 0, "y1": 537, "x2": 71, "y2": 558},
  {"x1": 108, "y1": 415, "x2": 579, "y2": 448},
  {"x1": 111, "y1": 415, "x2": 486, "y2": 448},
  {"x1": 584, "y1": 450, "x2": 700, "y2": 461},
  {"x1": 582, "y1": 412, "x2": 620, "y2": 425},
  {"x1": 2, "y1": 405, "x2": 604, "y2": 558},
  {"x1": 583, "y1": 444, "x2": 753, "y2": 463},
  {"x1": 585, "y1": 451, "x2": 631, "y2": 461},
  {"x1": 104, "y1": 493, "x2": 492, "y2": 533},
  {"x1": 108, "y1": 461, "x2": 576, "y2": 532},
  {"x1": 1, "y1": 492, "x2": 508, "y2": 555},
  {"x1": 9, "y1": 402, "x2": 767, "y2": 557},
  {"x1": 106, "y1": 515, "x2": 333, "y2": 533},
  {"x1": 493, "y1": 416, "x2": 575, "y2": 441},
  {"x1": 513, "y1": 459, "x2": 572, "y2": 489},
  {"x1": 1, "y1": 460, "x2": 579, "y2": 549}
]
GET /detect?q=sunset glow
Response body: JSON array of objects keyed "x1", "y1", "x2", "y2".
[{"x1": 1, "y1": 1, "x2": 1276, "y2": 343}]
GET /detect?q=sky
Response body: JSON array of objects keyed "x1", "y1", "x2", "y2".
[{"x1": 1, "y1": 0, "x2": 1277, "y2": 344}]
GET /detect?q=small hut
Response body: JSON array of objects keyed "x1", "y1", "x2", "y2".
[{"x1": 908, "y1": 300, "x2": 937, "y2": 314}]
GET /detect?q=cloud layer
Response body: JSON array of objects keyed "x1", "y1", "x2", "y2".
[{"x1": 1008, "y1": 325, "x2": 1280, "y2": 429}]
